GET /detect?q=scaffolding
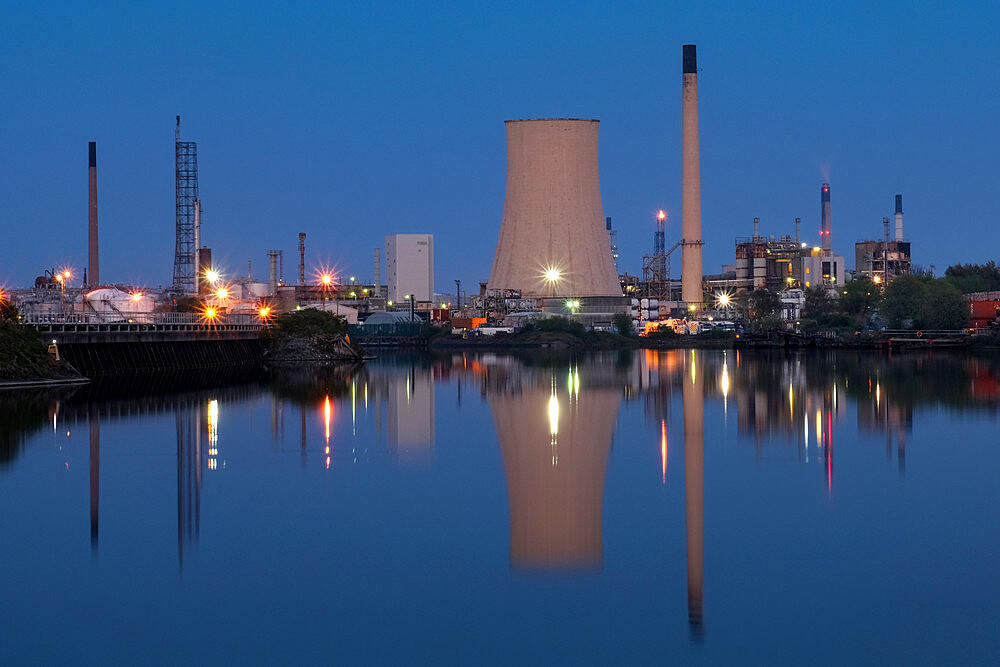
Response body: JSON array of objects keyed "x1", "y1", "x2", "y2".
[{"x1": 172, "y1": 116, "x2": 199, "y2": 295}]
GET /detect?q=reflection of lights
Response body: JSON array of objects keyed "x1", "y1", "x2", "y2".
[
  {"x1": 720, "y1": 359, "x2": 730, "y2": 398},
  {"x1": 324, "y1": 395, "x2": 331, "y2": 446},
  {"x1": 207, "y1": 400, "x2": 219, "y2": 447},
  {"x1": 548, "y1": 393, "x2": 559, "y2": 436},
  {"x1": 815, "y1": 410, "x2": 822, "y2": 448},
  {"x1": 803, "y1": 413, "x2": 809, "y2": 457},
  {"x1": 661, "y1": 419, "x2": 668, "y2": 484},
  {"x1": 690, "y1": 350, "x2": 697, "y2": 384},
  {"x1": 876, "y1": 382, "x2": 881, "y2": 408}
]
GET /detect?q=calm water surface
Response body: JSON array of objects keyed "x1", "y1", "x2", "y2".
[{"x1": 2, "y1": 350, "x2": 999, "y2": 664}]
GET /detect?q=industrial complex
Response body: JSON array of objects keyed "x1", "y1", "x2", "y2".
[{"x1": 9, "y1": 44, "x2": 940, "y2": 337}]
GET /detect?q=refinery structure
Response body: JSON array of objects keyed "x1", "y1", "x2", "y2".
[{"x1": 9, "y1": 43, "x2": 921, "y2": 335}]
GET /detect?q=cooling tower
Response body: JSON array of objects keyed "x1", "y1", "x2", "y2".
[
  {"x1": 681, "y1": 45, "x2": 704, "y2": 306},
  {"x1": 487, "y1": 119, "x2": 622, "y2": 297}
]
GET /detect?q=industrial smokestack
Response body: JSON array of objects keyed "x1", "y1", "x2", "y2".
[
  {"x1": 820, "y1": 183, "x2": 831, "y2": 252},
  {"x1": 88, "y1": 142, "x2": 99, "y2": 287},
  {"x1": 267, "y1": 250, "x2": 279, "y2": 296},
  {"x1": 681, "y1": 45, "x2": 703, "y2": 307},
  {"x1": 795, "y1": 217, "x2": 801, "y2": 246},
  {"x1": 373, "y1": 247, "x2": 381, "y2": 296},
  {"x1": 487, "y1": 119, "x2": 621, "y2": 297},
  {"x1": 894, "y1": 194, "x2": 903, "y2": 241},
  {"x1": 753, "y1": 217, "x2": 760, "y2": 239},
  {"x1": 298, "y1": 232, "x2": 306, "y2": 286}
]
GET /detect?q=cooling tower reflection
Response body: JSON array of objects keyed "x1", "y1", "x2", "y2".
[{"x1": 488, "y1": 362, "x2": 620, "y2": 571}]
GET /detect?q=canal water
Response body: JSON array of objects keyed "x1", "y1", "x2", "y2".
[{"x1": 2, "y1": 350, "x2": 998, "y2": 663}]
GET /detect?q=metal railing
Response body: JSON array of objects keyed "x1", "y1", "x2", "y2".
[{"x1": 20, "y1": 312, "x2": 263, "y2": 326}]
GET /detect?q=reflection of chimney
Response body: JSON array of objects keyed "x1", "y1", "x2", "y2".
[
  {"x1": 491, "y1": 375, "x2": 618, "y2": 570},
  {"x1": 894, "y1": 194, "x2": 903, "y2": 241},
  {"x1": 89, "y1": 411, "x2": 100, "y2": 552},
  {"x1": 820, "y1": 183, "x2": 831, "y2": 252},
  {"x1": 684, "y1": 352, "x2": 704, "y2": 633},
  {"x1": 88, "y1": 142, "x2": 100, "y2": 287},
  {"x1": 681, "y1": 45, "x2": 704, "y2": 306}
]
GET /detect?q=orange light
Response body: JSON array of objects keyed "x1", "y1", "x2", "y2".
[
  {"x1": 205, "y1": 307, "x2": 217, "y2": 318},
  {"x1": 258, "y1": 306, "x2": 271, "y2": 318},
  {"x1": 324, "y1": 395, "x2": 331, "y2": 445},
  {"x1": 320, "y1": 274, "x2": 332, "y2": 285},
  {"x1": 216, "y1": 287, "x2": 229, "y2": 299},
  {"x1": 131, "y1": 292, "x2": 143, "y2": 302},
  {"x1": 657, "y1": 210, "x2": 666, "y2": 221},
  {"x1": 62, "y1": 271, "x2": 72, "y2": 279},
  {"x1": 661, "y1": 419, "x2": 668, "y2": 484}
]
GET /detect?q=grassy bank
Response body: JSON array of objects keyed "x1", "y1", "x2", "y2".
[{"x1": 0, "y1": 323, "x2": 81, "y2": 382}]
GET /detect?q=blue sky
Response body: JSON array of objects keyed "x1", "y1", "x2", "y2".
[{"x1": 2, "y1": 1, "x2": 998, "y2": 291}]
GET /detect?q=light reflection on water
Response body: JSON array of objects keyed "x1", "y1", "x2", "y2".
[{"x1": 2, "y1": 350, "x2": 1000, "y2": 662}]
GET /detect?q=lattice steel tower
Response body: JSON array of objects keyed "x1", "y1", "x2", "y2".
[{"x1": 172, "y1": 116, "x2": 199, "y2": 295}]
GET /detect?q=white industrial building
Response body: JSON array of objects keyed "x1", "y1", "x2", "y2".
[{"x1": 386, "y1": 233, "x2": 434, "y2": 303}]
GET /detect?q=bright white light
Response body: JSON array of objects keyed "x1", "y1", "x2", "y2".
[{"x1": 544, "y1": 268, "x2": 561, "y2": 283}]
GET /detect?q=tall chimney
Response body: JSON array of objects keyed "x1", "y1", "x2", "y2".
[
  {"x1": 820, "y1": 183, "x2": 831, "y2": 252},
  {"x1": 794, "y1": 217, "x2": 801, "y2": 246},
  {"x1": 373, "y1": 247, "x2": 381, "y2": 295},
  {"x1": 753, "y1": 216, "x2": 760, "y2": 239},
  {"x1": 88, "y1": 142, "x2": 99, "y2": 287},
  {"x1": 894, "y1": 194, "x2": 903, "y2": 241},
  {"x1": 681, "y1": 45, "x2": 703, "y2": 307},
  {"x1": 298, "y1": 232, "x2": 306, "y2": 285}
]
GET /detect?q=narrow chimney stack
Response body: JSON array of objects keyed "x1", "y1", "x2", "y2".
[
  {"x1": 681, "y1": 44, "x2": 703, "y2": 307},
  {"x1": 88, "y1": 142, "x2": 99, "y2": 287},
  {"x1": 820, "y1": 183, "x2": 831, "y2": 252},
  {"x1": 753, "y1": 217, "x2": 760, "y2": 239},
  {"x1": 298, "y1": 233, "x2": 306, "y2": 286},
  {"x1": 894, "y1": 194, "x2": 903, "y2": 241}
]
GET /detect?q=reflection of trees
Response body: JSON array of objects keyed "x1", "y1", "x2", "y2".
[{"x1": 0, "y1": 388, "x2": 79, "y2": 467}]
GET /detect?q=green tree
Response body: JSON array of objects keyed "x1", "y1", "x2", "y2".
[
  {"x1": 882, "y1": 275, "x2": 926, "y2": 328},
  {"x1": 802, "y1": 286, "x2": 836, "y2": 319},
  {"x1": 944, "y1": 261, "x2": 1000, "y2": 292},
  {"x1": 612, "y1": 312, "x2": 634, "y2": 337},
  {"x1": 841, "y1": 278, "x2": 881, "y2": 317},
  {"x1": 883, "y1": 275, "x2": 968, "y2": 330},
  {"x1": 921, "y1": 280, "x2": 968, "y2": 329},
  {"x1": 747, "y1": 289, "x2": 781, "y2": 320}
]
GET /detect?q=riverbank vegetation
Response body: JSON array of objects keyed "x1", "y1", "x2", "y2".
[
  {"x1": 261, "y1": 310, "x2": 364, "y2": 362},
  {"x1": 0, "y1": 300, "x2": 80, "y2": 381}
]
